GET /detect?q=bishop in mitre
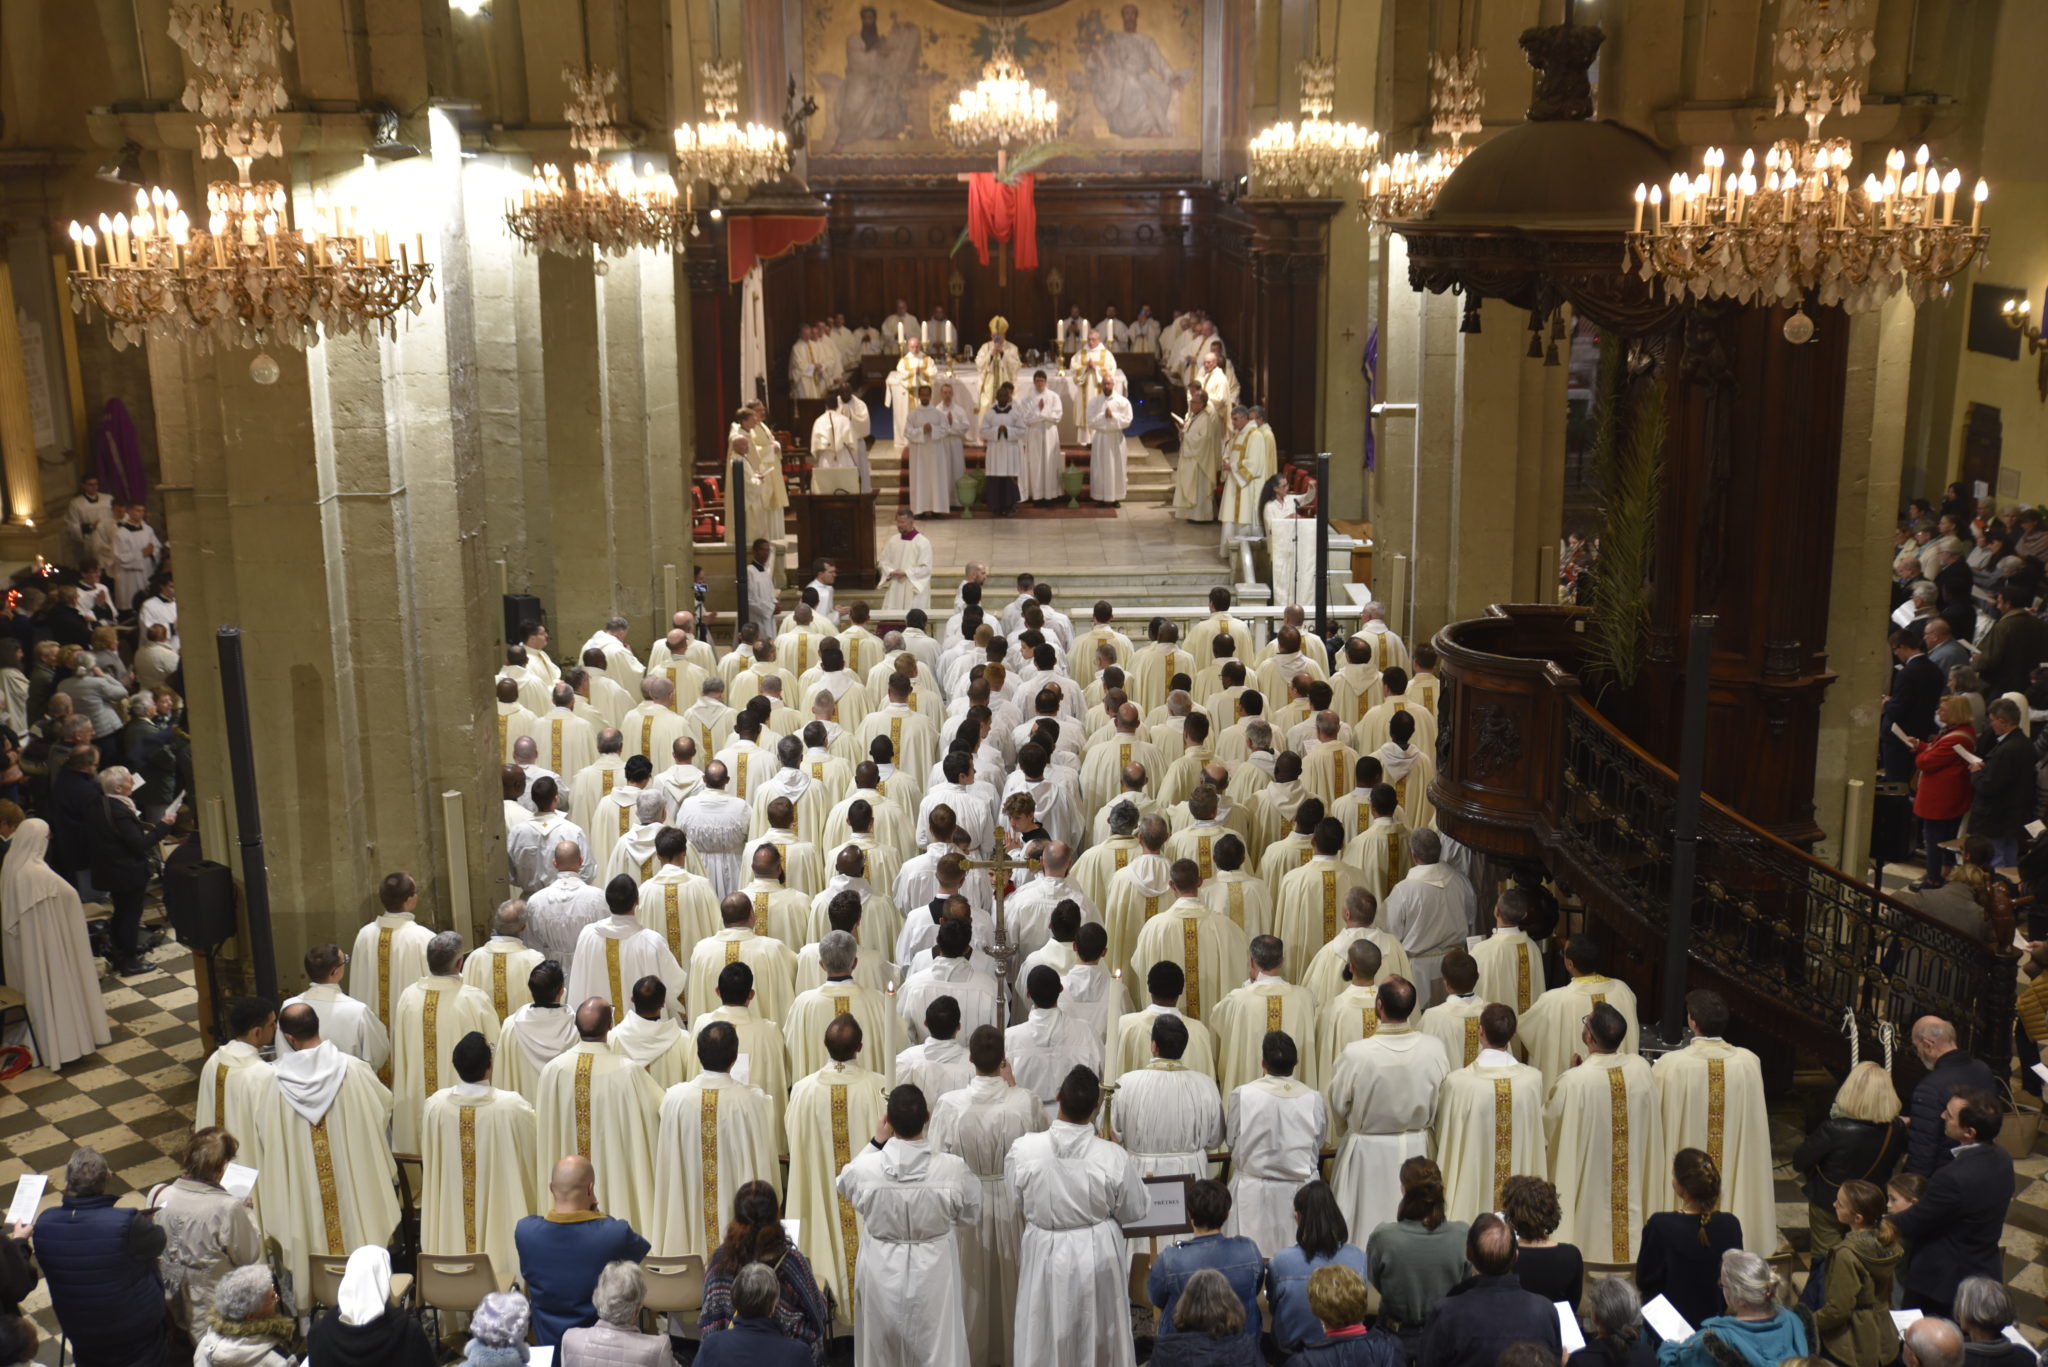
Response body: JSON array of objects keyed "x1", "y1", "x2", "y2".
[
  {"x1": 566, "y1": 874, "x2": 688, "y2": 1016},
  {"x1": 349, "y1": 870, "x2": 435, "y2": 1031},
  {"x1": 1545, "y1": 1002, "x2": 1662, "y2": 1264},
  {"x1": 419, "y1": 1031, "x2": 538, "y2": 1280},
  {"x1": 1433, "y1": 1003, "x2": 1548, "y2": 1222},
  {"x1": 1517, "y1": 934, "x2": 1640, "y2": 1087},
  {"x1": 1650, "y1": 989, "x2": 1777, "y2": 1254},
  {"x1": 1327, "y1": 977, "x2": 1449, "y2": 1243},
  {"x1": 534, "y1": 998, "x2": 663, "y2": 1234},
  {"x1": 1225, "y1": 1029, "x2": 1328, "y2": 1258},
  {"x1": 496, "y1": 960, "x2": 578, "y2": 1107},
  {"x1": 389, "y1": 930, "x2": 501, "y2": 1154},
  {"x1": 786, "y1": 1014, "x2": 890, "y2": 1326},
  {"x1": 606, "y1": 976, "x2": 693, "y2": 1089},
  {"x1": 650, "y1": 1020, "x2": 780, "y2": 1260},
  {"x1": 974, "y1": 317, "x2": 1022, "y2": 434},
  {"x1": 1129, "y1": 857, "x2": 1250, "y2": 1024},
  {"x1": 243, "y1": 1002, "x2": 399, "y2": 1297}
]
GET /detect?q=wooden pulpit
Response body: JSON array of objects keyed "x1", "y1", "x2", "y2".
[{"x1": 789, "y1": 490, "x2": 879, "y2": 588}]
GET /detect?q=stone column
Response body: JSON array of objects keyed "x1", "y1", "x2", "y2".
[
  {"x1": 0, "y1": 263, "x2": 44, "y2": 525},
  {"x1": 1814, "y1": 294, "x2": 1915, "y2": 863},
  {"x1": 539, "y1": 252, "x2": 610, "y2": 636}
]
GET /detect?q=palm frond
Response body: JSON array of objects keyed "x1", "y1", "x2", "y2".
[
  {"x1": 997, "y1": 140, "x2": 1076, "y2": 181},
  {"x1": 1585, "y1": 365, "x2": 1666, "y2": 690}
]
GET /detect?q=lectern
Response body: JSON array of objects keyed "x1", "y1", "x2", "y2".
[{"x1": 788, "y1": 490, "x2": 879, "y2": 588}]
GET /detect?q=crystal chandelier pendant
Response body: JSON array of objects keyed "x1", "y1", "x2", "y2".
[
  {"x1": 1356, "y1": 47, "x2": 1478, "y2": 227},
  {"x1": 672, "y1": 59, "x2": 790, "y2": 197},
  {"x1": 68, "y1": 2, "x2": 434, "y2": 352},
  {"x1": 1248, "y1": 53, "x2": 1376, "y2": 199},
  {"x1": 507, "y1": 64, "x2": 688, "y2": 258},
  {"x1": 944, "y1": 23, "x2": 1059, "y2": 154}
]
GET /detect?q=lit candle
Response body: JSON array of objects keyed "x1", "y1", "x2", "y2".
[
  {"x1": 69, "y1": 222, "x2": 85, "y2": 275},
  {"x1": 1972, "y1": 179, "x2": 1987, "y2": 233},
  {"x1": 1633, "y1": 184, "x2": 1646, "y2": 232},
  {"x1": 1649, "y1": 185, "x2": 1662, "y2": 231},
  {"x1": 1941, "y1": 168, "x2": 1959, "y2": 224},
  {"x1": 83, "y1": 227, "x2": 97, "y2": 277}
]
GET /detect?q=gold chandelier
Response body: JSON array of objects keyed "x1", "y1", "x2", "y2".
[
  {"x1": 1248, "y1": 48, "x2": 1374, "y2": 198},
  {"x1": 672, "y1": 58, "x2": 790, "y2": 196},
  {"x1": 507, "y1": 65, "x2": 685, "y2": 258},
  {"x1": 67, "y1": 2, "x2": 433, "y2": 353},
  {"x1": 1626, "y1": 2, "x2": 1984, "y2": 315},
  {"x1": 1626, "y1": 139, "x2": 1987, "y2": 313},
  {"x1": 944, "y1": 25, "x2": 1058, "y2": 155},
  {"x1": 1358, "y1": 45, "x2": 1478, "y2": 227}
]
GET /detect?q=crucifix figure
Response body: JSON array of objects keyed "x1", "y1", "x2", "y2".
[{"x1": 964, "y1": 851, "x2": 1038, "y2": 1024}]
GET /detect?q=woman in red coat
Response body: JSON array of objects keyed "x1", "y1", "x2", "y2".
[{"x1": 1908, "y1": 695, "x2": 1979, "y2": 889}]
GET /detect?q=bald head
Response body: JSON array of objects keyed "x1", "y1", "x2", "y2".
[
  {"x1": 548, "y1": 1156, "x2": 595, "y2": 1206},
  {"x1": 574, "y1": 997, "x2": 613, "y2": 1039},
  {"x1": 511, "y1": 736, "x2": 540, "y2": 765},
  {"x1": 1039, "y1": 841, "x2": 1074, "y2": 877},
  {"x1": 553, "y1": 840, "x2": 583, "y2": 872}
]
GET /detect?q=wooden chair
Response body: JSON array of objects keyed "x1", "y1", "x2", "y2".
[
  {"x1": 1582, "y1": 1261, "x2": 1636, "y2": 1283},
  {"x1": 415, "y1": 1252, "x2": 514, "y2": 1341}
]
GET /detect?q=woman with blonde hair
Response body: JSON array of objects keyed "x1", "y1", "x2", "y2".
[
  {"x1": 1907, "y1": 694, "x2": 1978, "y2": 890},
  {"x1": 1282, "y1": 1265, "x2": 1402, "y2": 1367},
  {"x1": 1790, "y1": 1061, "x2": 1906, "y2": 1254}
]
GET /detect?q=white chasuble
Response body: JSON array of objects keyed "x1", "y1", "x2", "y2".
[
  {"x1": 786, "y1": 1060, "x2": 889, "y2": 1324},
  {"x1": 419, "y1": 1085, "x2": 537, "y2": 1280},
  {"x1": 1434, "y1": 1051, "x2": 1549, "y2": 1223},
  {"x1": 650, "y1": 1071, "x2": 780, "y2": 1258},
  {"x1": 1545, "y1": 1051, "x2": 1662, "y2": 1263},
  {"x1": 244, "y1": 1042, "x2": 399, "y2": 1296},
  {"x1": 534, "y1": 1041, "x2": 663, "y2": 1233},
  {"x1": 389, "y1": 976, "x2": 501, "y2": 1154},
  {"x1": 1650, "y1": 1038, "x2": 1777, "y2": 1254}
]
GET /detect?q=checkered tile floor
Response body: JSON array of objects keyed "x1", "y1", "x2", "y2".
[
  {"x1": 2, "y1": 931, "x2": 199, "y2": 1366},
  {"x1": 3, "y1": 938, "x2": 2044, "y2": 1362}
]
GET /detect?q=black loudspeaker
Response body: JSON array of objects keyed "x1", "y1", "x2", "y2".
[
  {"x1": 162, "y1": 859, "x2": 239, "y2": 952},
  {"x1": 504, "y1": 593, "x2": 543, "y2": 646}
]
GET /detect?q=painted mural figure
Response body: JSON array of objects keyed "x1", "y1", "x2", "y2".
[
  {"x1": 832, "y1": 5, "x2": 925, "y2": 146},
  {"x1": 1079, "y1": 4, "x2": 1189, "y2": 138}
]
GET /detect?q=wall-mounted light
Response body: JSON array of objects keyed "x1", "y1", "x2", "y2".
[{"x1": 2002, "y1": 295, "x2": 2048, "y2": 402}]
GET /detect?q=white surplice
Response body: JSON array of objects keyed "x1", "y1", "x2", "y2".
[
  {"x1": 880, "y1": 532, "x2": 934, "y2": 615},
  {"x1": 930, "y1": 1075, "x2": 1047, "y2": 1362},
  {"x1": 1110, "y1": 1061, "x2": 1222, "y2": 1190},
  {"x1": 565, "y1": 915, "x2": 688, "y2": 1018},
  {"x1": 1086, "y1": 393, "x2": 1133, "y2": 502},
  {"x1": 1005, "y1": 1006, "x2": 1105, "y2": 1117},
  {"x1": 1007, "y1": 1119, "x2": 1150, "y2": 1367},
  {"x1": 1327, "y1": 1024, "x2": 1450, "y2": 1245},
  {"x1": 1020, "y1": 386, "x2": 1065, "y2": 502},
  {"x1": 836, "y1": 1136, "x2": 983, "y2": 1367},
  {"x1": 1226, "y1": 1074, "x2": 1328, "y2": 1258}
]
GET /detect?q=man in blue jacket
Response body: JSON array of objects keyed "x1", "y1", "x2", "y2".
[
  {"x1": 1889, "y1": 1087, "x2": 2015, "y2": 1319},
  {"x1": 514, "y1": 1155, "x2": 651, "y2": 1346},
  {"x1": 33, "y1": 1148, "x2": 166, "y2": 1367},
  {"x1": 1417, "y1": 1214, "x2": 1562, "y2": 1367}
]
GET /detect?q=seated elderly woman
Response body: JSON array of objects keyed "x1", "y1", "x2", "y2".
[
  {"x1": 694, "y1": 1264, "x2": 811, "y2": 1367},
  {"x1": 462, "y1": 1292, "x2": 531, "y2": 1367},
  {"x1": 1574, "y1": 1277, "x2": 1656, "y2": 1367},
  {"x1": 1150, "y1": 1268, "x2": 1262, "y2": 1367},
  {"x1": 561, "y1": 1262, "x2": 667, "y2": 1367},
  {"x1": 1956, "y1": 1276, "x2": 2039, "y2": 1367},
  {"x1": 1653, "y1": 1249, "x2": 1815, "y2": 1367},
  {"x1": 191, "y1": 1265, "x2": 293, "y2": 1367}
]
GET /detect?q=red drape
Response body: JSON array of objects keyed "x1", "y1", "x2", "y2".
[
  {"x1": 726, "y1": 213, "x2": 827, "y2": 283},
  {"x1": 964, "y1": 172, "x2": 1039, "y2": 271}
]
